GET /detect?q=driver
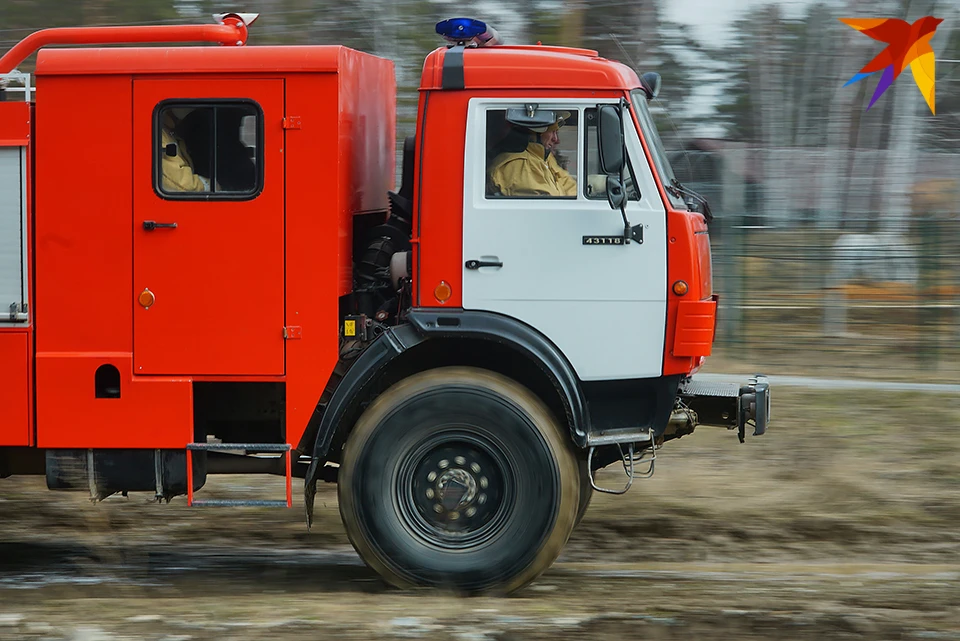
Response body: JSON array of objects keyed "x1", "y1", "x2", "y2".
[{"x1": 488, "y1": 111, "x2": 577, "y2": 197}]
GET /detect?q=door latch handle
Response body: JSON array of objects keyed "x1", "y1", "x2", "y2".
[
  {"x1": 143, "y1": 220, "x2": 178, "y2": 231},
  {"x1": 465, "y1": 259, "x2": 503, "y2": 270}
]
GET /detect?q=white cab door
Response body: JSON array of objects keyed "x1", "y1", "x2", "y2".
[{"x1": 462, "y1": 99, "x2": 667, "y2": 381}]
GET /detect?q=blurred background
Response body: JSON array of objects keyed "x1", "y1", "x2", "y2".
[{"x1": 5, "y1": 0, "x2": 959, "y2": 382}]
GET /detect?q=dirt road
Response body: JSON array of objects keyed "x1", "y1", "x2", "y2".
[{"x1": 1, "y1": 386, "x2": 959, "y2": 640}]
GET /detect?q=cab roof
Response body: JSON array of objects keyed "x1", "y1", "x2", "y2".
[{"x1": 419, "y1": 44, "x2": 642, "y2": 92}]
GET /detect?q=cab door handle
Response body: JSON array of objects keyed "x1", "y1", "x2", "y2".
[
  {"x1": 143, "y1": 220, "x2": 178, "y2": 231},
  {"x1": 465, "y1": 259, "x2": 503, "y2": 269}
]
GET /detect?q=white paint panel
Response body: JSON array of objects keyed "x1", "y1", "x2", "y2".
[
  {"x1": 0, "y1": 147, "x2": 27, "y2": 323},
  {"x1": 462, "y1": 98, "x2": 667, "y2": 381}
]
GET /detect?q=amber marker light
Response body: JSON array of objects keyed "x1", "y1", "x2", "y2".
[
  {"x1": 434, "y1": 280, "x2": 452, "y2": 304},
  {"x1": 672, "y1": 280, "x2": 689, "y2": 296}
]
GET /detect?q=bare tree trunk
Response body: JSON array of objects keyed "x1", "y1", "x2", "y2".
[{"x1": 560, "y1": 0, "x2": 585, "y2": 48}]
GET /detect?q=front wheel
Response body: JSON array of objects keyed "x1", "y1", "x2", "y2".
[{"x1": 337, "y1": 366, "x2": 580, "y2": 594}]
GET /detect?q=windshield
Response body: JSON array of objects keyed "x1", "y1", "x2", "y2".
[{"x1": 630, "y1": 89, "x2": 684, "y2": 207}]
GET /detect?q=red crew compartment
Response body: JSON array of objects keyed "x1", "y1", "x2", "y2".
[{"x1": 29, "y1": 43, "x2": 395, "y2": 451}]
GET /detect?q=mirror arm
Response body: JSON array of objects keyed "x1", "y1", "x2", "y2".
[{"x1": 618, "y1": 97, "x2": 632, "y2": 243}]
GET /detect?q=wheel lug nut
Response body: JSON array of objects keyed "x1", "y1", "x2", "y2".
[
  {"x1": 454, "y1": 456, "x2": 466, "y2": 466},
  {"x1": 426, "y1": 489, "x2": 435, "y2": 499},
  {"x1": 471, "y1": 463, "x2": 481, "y2": 473},
  {"x1": 478, "y1": 494, "x2": 487, "y2": 505},
  {"x1": 450, "y1": 511, "x2": 460, "y2": 520},
  {"x1": 480, "y1": 477, "x2": 488, "y2": 489},
  {"x1": 466, "y1": 507, "x2": 476, "y2": 517},
  {"x1": 427, "y1": 471, "x2": 437, "y2": 482},
  {"x1": 433, "y1": 504, "x2": 443, "y2": 513},
  {"x1": 438, "y1": 459, "x2": 449, "y2": 469}
]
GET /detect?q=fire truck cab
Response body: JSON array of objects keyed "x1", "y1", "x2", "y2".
[{"x1": 0, "y1": 14, "x2": 769, "y2": 594}]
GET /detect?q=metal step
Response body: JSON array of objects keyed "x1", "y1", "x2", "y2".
[
  {"x1": 186, "y1": 442, "x2": 292, "y2": 453},
  {"x1": 185, "y1": 442, "x2": 292, "y2": 508},
  {"x1": 678, "y1": 379, "x2": 741, "y2": 398},
  {"x1": 585, "y1": 427, "x2": 654, "y2": 447}
]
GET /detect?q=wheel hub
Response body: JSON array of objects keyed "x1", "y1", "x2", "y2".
[
  {"x1": 402, "y1": 438, "x2": 507, "y2": 543},
  {"x1": 436, "y1": 467, "x2": 477, "y2": 511}
]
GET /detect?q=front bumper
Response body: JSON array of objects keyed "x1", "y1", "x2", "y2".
[{"x1": 676, "y1": 374, "x2": 770, "y2": 443}]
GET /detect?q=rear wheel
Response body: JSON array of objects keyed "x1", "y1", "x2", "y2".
[{"x1": 337, "y1": 366, "x2": 580, "y2": 594}]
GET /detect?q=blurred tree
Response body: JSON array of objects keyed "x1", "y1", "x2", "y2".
[
  {"x1": 921, "y1": 7, "x2": 960, "y2": 151},
  {"x1": 0, "y1": 0, "x2": 182, "y2": 71}
]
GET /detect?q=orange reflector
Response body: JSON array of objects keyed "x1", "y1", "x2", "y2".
[
  {"x1": 138, "y1": 288, "x2": 155, "y2": 308},
  {"x1": 434, "y1": 280, "x2": 452, "y2": 304},
  {"x1": 672, "y1": 280, "x2": 689, "y2": 296}
]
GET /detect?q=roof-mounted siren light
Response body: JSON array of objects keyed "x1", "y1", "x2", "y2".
[
  {"x1": 435, "y1": 18, "x2": 502, "y2": 47},
  {"x1": 212, "y1": 12, "x2": 261, "y2": 28}
]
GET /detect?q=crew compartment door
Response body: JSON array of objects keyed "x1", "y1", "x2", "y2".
[
  {"x1": 133, "y1": 79, "x2": 285, "y2": 376},
  {"x1": 462, "y1": 99, "x2": 668, "y2": 381}
]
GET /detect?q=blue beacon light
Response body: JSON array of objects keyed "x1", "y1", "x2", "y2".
[{"x1": 435, "y1": 18, "x2": 502, "y2": 47}]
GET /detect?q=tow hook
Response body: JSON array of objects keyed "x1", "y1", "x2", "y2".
[{"x1": 676, "y1": 373, "x2": 772, "y2": 443}]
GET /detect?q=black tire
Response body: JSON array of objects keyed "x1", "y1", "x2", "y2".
[
  {"x1": 575, "y1": 458, "x2": 593, "y2": 527},
  {"x1": 337, "y1": 366, "x2": 580, "y2": 595}
]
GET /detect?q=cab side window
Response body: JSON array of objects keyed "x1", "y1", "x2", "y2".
[
  {"x1": 155, "y1": 101, "x2": 262, "y2": 199},
  {"x1": 484, "y1": 108, "x2": 579, "y2": 199},
  {"x1": 583, "y1": 108, "x2": 640, "y2": 201}
]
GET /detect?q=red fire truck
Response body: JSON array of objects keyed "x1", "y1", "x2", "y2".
[{"x1": 0, "y1": 13, "x2": 769, "y2": 594}]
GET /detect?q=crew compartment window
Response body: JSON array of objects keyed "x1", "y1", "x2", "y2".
[
  {"x1": 154, "y1": 100, "x2": 262, "y2": 199},
  {"x1": 484, "y1": 107, "x2": 579, "y2": 199},
  {"x1": 583, "y1": 107, "x2": 640, "y2": 202}
]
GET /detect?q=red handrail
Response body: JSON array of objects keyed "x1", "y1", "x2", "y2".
[{"x1": 0, "y1": 16, "x2": 249, "y2": 74}]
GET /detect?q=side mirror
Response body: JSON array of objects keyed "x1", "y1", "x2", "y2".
[
  {"x1": 597, "y1": 104, "x2": 623, "y2": 175},
  {"x1": 641, "y1": 72, "x2": 661, "y2": 99}
]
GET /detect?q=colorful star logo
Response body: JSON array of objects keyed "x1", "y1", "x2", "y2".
[{"x1": 841, "y1": 16, "x2": 943, "y2": 114}]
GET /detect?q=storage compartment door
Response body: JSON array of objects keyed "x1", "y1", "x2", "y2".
[{"x1": 0, "y1": 146, "x2": 28, "y2": 325}]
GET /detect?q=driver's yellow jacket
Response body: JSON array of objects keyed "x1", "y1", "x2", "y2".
[{"x1": 488, "y1": 142, "x2": 577, "y2": 197}]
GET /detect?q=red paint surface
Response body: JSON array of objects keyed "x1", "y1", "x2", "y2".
[{"x1": 0, "y1": 332, "x2": 30, "y2": 446}]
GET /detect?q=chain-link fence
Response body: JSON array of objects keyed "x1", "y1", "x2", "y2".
[{"x1": 674, "y1": 146, "x2": 960, "y2": 381}]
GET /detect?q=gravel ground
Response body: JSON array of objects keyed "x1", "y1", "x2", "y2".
[{"x1": 1, "y1": 386, "x2": 959, "y2": 640}]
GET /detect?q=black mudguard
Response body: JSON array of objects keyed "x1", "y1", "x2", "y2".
[{"x1": 301, "y1": 309, "x2": 590, "y2": 527}]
